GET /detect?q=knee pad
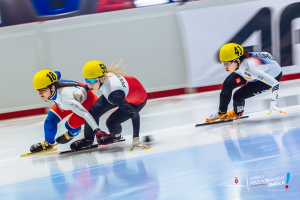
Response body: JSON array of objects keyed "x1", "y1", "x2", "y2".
[{"x1": 65, "y1": 121, "x2": 82, "y2": 136}]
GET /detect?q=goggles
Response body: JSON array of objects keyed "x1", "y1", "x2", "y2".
[
  {"x1": 85, "y1": 78, "x2": 99, "y2": 84},
  {"x1": 221, "y1": 59, "x2": 237, "y2": 67},
  {"x1": 37, "y1": 88, "x2": 47, "y2": 92}
]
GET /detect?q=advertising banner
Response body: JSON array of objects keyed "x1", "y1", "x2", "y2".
[{"x1": 178, "y1": 0, "x2": 300, "y2": 87}]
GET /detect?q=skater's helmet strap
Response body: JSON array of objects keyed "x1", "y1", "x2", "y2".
[
  {"x1": 33, "y1": 70, "x2": 59, "y2": 90},
  {"x1": 219, "y1": 43, "x2": 244, "y2": 62},
  {"x1": 83, "y1": 60, "x2": 107, "y2": 79}
]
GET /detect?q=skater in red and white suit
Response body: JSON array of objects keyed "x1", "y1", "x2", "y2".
[
  {"x1": 31, "y1": 70, "x2": 99, "y2": 153},
  {"x1": 70, "y1": 61, "x2": 149, "y2": 151}
]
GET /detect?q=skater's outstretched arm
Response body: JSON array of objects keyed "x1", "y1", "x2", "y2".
[
  {"x1": 61, "y1": 92, "x2": 99, "y2": 132},
  {"x1": 247, "y1": 59, "x2": 280, "y2": 100},
  {"x1": 246, "y1": 60, "x2": 284, "y2": 114}
]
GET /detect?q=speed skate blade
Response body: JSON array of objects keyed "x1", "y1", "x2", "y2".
[
  {"x1": 60, "y1": 139, "x2": 126, "y2": 155},
  {"x1": 60, "y1": 144, "x2": 99, "y2": 155},
  {"x1": 20, "y1": 129, "x2": 85, "y2": 157},
  {"x1": 20, "y1": 148, "x2": 58, "y2": 157},
  {"x1": 195, "y1": 116, "x2": 249, "y2": 127}
]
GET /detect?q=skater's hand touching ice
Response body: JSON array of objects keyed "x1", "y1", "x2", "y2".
[
  {"x1": 268, "y1": 100, "x2": 286, "y2": 115},
  {"x1": 129, "y1": 137, "x2": 150, "y2": 151},
  {"x1": 74, "y1": 87, "x2": 87, "y2": 103}
]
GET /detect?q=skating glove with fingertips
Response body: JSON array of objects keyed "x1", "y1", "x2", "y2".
[
  {"x1": 268, "y1": 100, "x2": 286, "y2": 115},
  {"x1": 129, "y1": 137, "x2": 150, "y2": 151}
]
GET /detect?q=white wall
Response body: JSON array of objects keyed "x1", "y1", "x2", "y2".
[
  {"x1": 0, "y1": 23, "x2": 51, "y2": 113},
  {"x1": 0, "y1": 0, "x2": 255, "y2": 114},
  {"x1": 43, "y1": 3, "x2": 186, "y2": 92}
]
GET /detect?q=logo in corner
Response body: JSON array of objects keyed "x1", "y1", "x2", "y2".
[
  {"x1": 285, "y1": 173, "x2": 290, "y2": 189},
  {"x1": 227, "y1": 177, "x2": 246, "y2": 189}
]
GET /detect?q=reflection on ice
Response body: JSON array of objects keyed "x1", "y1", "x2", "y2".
[{"x1": 1, "y1": 79, "x2": 300, "y2": 199}]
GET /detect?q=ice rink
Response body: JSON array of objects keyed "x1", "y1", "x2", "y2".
[{"x1": 1, "y1": 79, "x2": 300, "y2": 199}]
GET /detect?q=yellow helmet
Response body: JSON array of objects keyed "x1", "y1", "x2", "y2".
[
  {"x1": 219, "y1": 43, "x2": 244, "y2": 62},
  {"x1": 82, "y1": 60, "x2": 107, "y2": 79},
  {"x1": 33, "y1": 70, "x2": 58, "y2": 90}
]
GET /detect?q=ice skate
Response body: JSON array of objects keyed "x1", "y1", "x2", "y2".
[
  {"x1": 30, "y1": 141, "x2": 55, "y2": 153},
  {"x1": 70, "y1": 138, "x2": 94, "y2": 151},
  {"x1": 95, "y1": 130, "x2": 116, "y2": 145},
  {"x1": 55, "y1": 131, "x2": 75, "y2": 144},
  {"x1": 206, "y1": 110, "x2": 239, "y2": 124}
]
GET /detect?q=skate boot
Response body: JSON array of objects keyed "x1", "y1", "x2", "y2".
[
  {"x1": 30, "y1": 141, "x2": 55, "y2": 153},
  {"x1": 55, "y1": 131, "x2": 75, "y2": 144},
  {"x1": 224, "y1": 110, "x2": 240, "y2": 119},
  {"x1": 70, "y1": 138, "x2": 94, "y2": 150},
  {"x1": 233, "y1": 101, "x2": 245, "y2": 118},
  {"x1": 95, "y1": 130, "x2": 115, "y2": 145},
  {"x1": 111, "y1": 133, "x2": 122, "y2": 141},
  {"x1": 206, "y1": 110, "x2": 239, "y2": 123}
]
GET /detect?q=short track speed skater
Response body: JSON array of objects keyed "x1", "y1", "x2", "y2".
[{"x1": 199, "y1": 43, "x2": 286, "y2": 129}]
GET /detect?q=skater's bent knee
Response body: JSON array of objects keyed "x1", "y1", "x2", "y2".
[
  {"x1": 233, "y1": 93, "x2": 244, "y2": 102},
  {"x1": 88, "y1": 107, "x2": 101, "y2": 118},
  {"x1": 106, "y1": 118, "x2": 116, "y2": 128}
]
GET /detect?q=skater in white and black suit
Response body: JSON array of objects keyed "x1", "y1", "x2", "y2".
[
  {"x1": 206, "y1": 43, "x2": 285, "y2": 123},
  {"x1": 71, "y1": 61, "x2": 150, "y2": 151}
]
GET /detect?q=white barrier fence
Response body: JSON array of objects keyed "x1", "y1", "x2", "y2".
[
  {"x1": 0, "y1": 3, "x2": 187, "y2": 114},
  {"x1": 4, "y1": 0, "x2": 294, "y2": 116}
]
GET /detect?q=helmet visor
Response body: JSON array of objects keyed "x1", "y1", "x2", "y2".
[{"x1": 85, "y1": 78, "x2": 99, "y2": 84}]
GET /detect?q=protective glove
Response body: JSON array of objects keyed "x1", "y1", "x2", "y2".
[
  {"x1": 74, "y1": 87, "x2": 87, "y2": 103},
  {"x1": 267, "y1": 100, "x2": 286, "y2": 115},
  {"x1": 129, "y1": 137, "x2": 150, "y2": 151}
]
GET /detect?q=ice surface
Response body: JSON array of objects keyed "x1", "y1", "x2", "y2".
[{"x1": 0, "y1": 79, "x2": 300, "y2": 199}]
